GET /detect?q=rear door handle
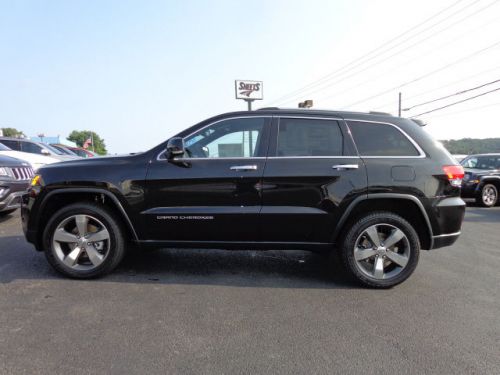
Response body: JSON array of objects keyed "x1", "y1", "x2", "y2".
[
  {"x1": 230, "y1": 165, "x2": 258, "y2": 171},
  {"x1": 332, "y1": 164, "x2": 359, "y2": 170}
]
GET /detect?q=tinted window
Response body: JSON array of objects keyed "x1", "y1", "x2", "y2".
[
  {"x1": 277, "y1": 118, "x2": 343, "y2": 156},
  {"x1": 1, "y1": 140, "x2": 20, "y2": 150},
  {"x1": 0, "y1": 142, "x2": 11, "y2": 151},
  {"x1": 461, "y1": 156, "x2": 500, "y2": 170},
  {"x1": 184, "y1": 117, "x2": 266, "y2": 158},
  {"x1": 348, "y1": 121, "x2": 420, "y2": 156},
  {"x1": 21, "y1": 141, "x2": 44, "y2": 154}
]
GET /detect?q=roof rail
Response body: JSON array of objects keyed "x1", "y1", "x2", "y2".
[
  {"x1": 368, "y1": 111, "x2": 392, "y2": 116},
  {"x1": 411, "y1": 118, "x2": 427, "y2": 127},
  {"x1": 257, "y1": 107, "x2": 280, "y2": 111}
]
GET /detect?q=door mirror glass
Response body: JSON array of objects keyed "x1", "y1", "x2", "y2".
[{"x1": 166, "y1": 137, "x2": 185, "y2": 159}]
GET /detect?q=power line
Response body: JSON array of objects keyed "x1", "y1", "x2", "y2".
[
  {"x1": 403, "y1": 78, "x2": 500, "y2": 111},
  {"x1": 315, "y1": 7, "x2": 500, "y2": 105},
  {"x1": 411, "y1": 86, "x2": 500, "y2": 117},
  {"x1": 341, "y1": 39, "x2": 500, "y2": 109},
  {"x1": 265, "y1": 0, "x2": 468, "y2": 106},
  {"x1": 417, "y1": 101, "x2": 500, "y2": 119},
  {"x1": 371, "y1": 63, "x2": 500, "y2": 111}
]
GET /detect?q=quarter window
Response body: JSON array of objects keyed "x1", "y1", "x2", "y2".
[
  {"x1": 277, "y1": 118, "x2": 343, "y2": 157},
  {"x1": 348, "y1": 121, "x2": 420, "y2": 157},
  {"x1": 183, "y1": 117, "x2": 266, "y2": 158}
]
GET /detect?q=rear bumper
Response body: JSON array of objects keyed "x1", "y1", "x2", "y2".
[
  {"x1": 431, "y1": 232, "x2": 461, "y2": 250},
  {"x1": 428, "y1": 197, "x2": 465, "y2": 250}
]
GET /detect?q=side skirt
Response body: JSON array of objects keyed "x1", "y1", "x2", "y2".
[{"x1": 135, "y1": 240, "x2": 333, "y2": 252}]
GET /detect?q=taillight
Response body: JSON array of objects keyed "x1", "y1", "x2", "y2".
[{"x1": 442, "y1": 165, "x2": 464, "y2": 187}]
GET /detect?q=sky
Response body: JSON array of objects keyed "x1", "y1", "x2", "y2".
[{"x1": 1, "y1": 0, "x2": 500, "y2": 154}]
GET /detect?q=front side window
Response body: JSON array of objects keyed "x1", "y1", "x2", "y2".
[
  {"x1": 183, "y1": 117, "x2": 266, "y2": 158},
  {"x1": 277, "y1": 118, "x2": 343, "y2": 157},
  {"x1": 21, "y1": 142, "x2": 44, "y2": 154},
  {"x1": 348, "y1": 121, "x2": 420, "y2": 157},
  {"x1": 461, "y1": 156, "x2": 500, "y2": 170}
]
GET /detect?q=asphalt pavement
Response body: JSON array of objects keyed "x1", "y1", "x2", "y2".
[{"x1": 0, "y1": 206, "x2": 499, "y2": 374}]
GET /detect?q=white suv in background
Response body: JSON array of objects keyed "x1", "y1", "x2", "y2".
[
  {"x1": 0, "y1": 137, "x2": 79, "y2": 162},
  {"x1": 0, "y1": 142, "x2": 59, "y2": 171}
]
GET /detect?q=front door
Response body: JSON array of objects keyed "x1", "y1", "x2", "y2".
[
  {"x1": 144, "y1": 116, "x2": 271, "y2": 242},
  {"x1": 261, "y1": 116, "x2": 367, "y2": 243}
]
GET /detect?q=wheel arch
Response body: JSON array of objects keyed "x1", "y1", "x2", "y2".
[
  {"x1": 333, "y1": 194, "x2": 434, "y2": 250},
  {"x1": 35, "y1": 188, "x2": 138, "y2": 250}
]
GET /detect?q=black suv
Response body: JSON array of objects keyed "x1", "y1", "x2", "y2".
[
  {"x1": 460, "y1": 153, "x2": 500, "y2": 207},
  {"x1": 1, "y1": 155, "x2": 34, "y2": 216},
  {"x1": 22, "y1": 109, "x2": 466, "y2": 287}
]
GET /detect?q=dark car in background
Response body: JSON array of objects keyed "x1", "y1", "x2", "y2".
[
  {"x1": 49, "y1": 144, "x2": 80, "y2": 157},
  {"x1": 66, "y1": 146, "x2": 97, "y2": 158},
  {"x1": 460, "y1": 153, "x2": 500, "y2": 207},
  {"x1": 0, "y1": 155, "x2": 34, "y2": 216},
  {"x1": 22, "y1": 109, "x2": 465, "y2": 288}
]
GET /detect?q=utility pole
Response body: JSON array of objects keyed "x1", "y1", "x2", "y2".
[{"x1": 398, "y1": 92, "x2": 402, "y2": 117}]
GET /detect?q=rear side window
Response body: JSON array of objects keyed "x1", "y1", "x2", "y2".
[
  {"x1": 1, "y1": 140, "x2": 20, "y2": 150},
  {"x1": 347, "y1": 121, "x2": 420, "y2": 157},
  {"x1": 277, "y1": 118, "x2": 343, "y2": 156}
]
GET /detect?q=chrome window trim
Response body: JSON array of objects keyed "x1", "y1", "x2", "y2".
[
  {"x1": 344, "y1": 118, "x2": 426, "y2": 159},
  {"x1": 156, "y1": 115, "x2": 273, "y2": 161},
  {"x1": 268, "y1": 156, "x2": 360, "y2": 159}
]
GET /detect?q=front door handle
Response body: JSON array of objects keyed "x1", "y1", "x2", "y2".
[
  {"x1": 230, "y1": 165, "x2": 258, "y2": 172},
  {"x1": 332, "y1": 164, "x2": 359, "y2": 170}
]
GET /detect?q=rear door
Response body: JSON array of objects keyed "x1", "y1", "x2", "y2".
[{"x1": 260, "y1": 116, "x2": 367, "y2": 243}]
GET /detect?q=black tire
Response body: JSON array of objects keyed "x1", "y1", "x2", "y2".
[
  {"x1": 0, "y1": 209, "x2": 17, "y2": 216},
  {"x1": 476, "y1": 183, "x2": 498, "y2": 207},
  {"x1": 339, "y1": 211, "x2": 420, "y2": 288},
  {"x1": 43, "y1": 203, "x2": 126, "y2": 279}
]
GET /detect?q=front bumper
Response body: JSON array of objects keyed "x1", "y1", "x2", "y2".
[
  {"x1": 460, "y1": 182, "x2": 479, "y2": 198},
  {"x1": 0, "y1": 181, "x2": 29, "y2": 212}
]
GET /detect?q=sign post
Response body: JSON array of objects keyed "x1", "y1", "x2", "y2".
[{"x1": 235, "y1": 80, "x2": 263, "y2": 111}]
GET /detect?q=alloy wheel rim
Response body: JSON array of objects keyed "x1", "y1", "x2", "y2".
[
  {"x1": 52, "y1": 214, "x2": 111, "y2": 270},
  {"x1": 483, "y1": 187, "x2": 496, "y2": 205},
  {"x1": 353, "y1": 223, "x2": 411, "y2": 280}
]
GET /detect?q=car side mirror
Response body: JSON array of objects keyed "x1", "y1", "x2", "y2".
[
  {"x1": 166, "y1": 137, "x2": 185, "y2": 159},
  {"x1": 41, "y1": 149, "x2": 50, "y2": 156}
]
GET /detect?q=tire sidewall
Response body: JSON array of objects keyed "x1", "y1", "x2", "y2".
[
  {"x1": 480, "y1": 184, "x2": 498, "y2": 207},
  {"x1": 43, "y1": 203, "x2": 125, "y2": 278},
  {"x1": 341, "y1": 212, "x2": 420, "y2": 288}
]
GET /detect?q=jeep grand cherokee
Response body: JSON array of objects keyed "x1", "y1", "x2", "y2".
[{"x1": 22, "y1": 109, "x2": 466, "y2": 288}]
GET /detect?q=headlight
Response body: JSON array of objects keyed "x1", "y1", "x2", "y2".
[
  {"x1": 463, "y1": 174, "x2": 470, "y2": 182},
  {"x1": 0, "y1": 167, "x2": 14, "y2": 178}
]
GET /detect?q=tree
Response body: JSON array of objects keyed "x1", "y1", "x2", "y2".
[
  {"x1": 1, "y1": 127, "x2": 26, "y2": 138},
  {"x1": 67, "y1": 130, "x2": 107, "y2": 155}
]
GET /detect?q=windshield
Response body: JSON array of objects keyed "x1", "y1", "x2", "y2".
[
  {"x1": 461, "y1": 155, "x2": 500, "y2": 170},
  {"x1": 0, "y1": 142, "x2": 12, "y2": 151},
  {"x1": 43, "y1": 143, "x2": 65, "y2": 155}
]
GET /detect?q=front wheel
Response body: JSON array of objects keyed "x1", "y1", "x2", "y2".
[
  {"x1": 43, "y1": 203, "x2": 126, "y2": 278},
  {"x1": 339, "y1": 212, "x2": 420, "y2": 288},
  {"x1": 476, "y1": 184, "x2": 498, "y2": 207}
]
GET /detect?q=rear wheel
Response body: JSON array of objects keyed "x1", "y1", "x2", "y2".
[
  {"x1": 339, "y1": 212, "x2": 420, "y2": 288},
  {"x1": 476, "y1": 183, "x2": 498, "y2": 207},
  {"x1": 43, "y1": 203, "x2": 126, "y2": 278}
]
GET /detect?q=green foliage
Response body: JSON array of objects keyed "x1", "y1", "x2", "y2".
[
  {"x1": 1, "y1": 127, "x2": 26, "y2": 138},
  {"x1": 67, "y1": 130, "x2": 107, "y2": 155},
  {"x1": 440, "y1": 138, "x2": 500, "y2": 155}
]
